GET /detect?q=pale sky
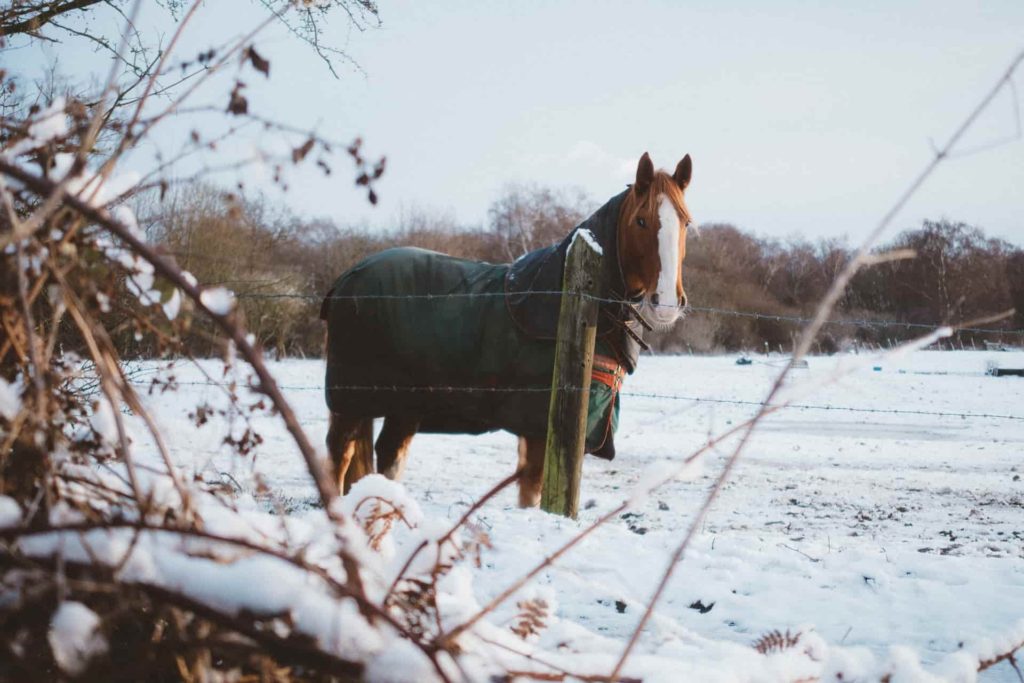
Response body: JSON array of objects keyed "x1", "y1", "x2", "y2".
[{"x1": 9, "y1": 1, "x2": 1024, "y2": 244}]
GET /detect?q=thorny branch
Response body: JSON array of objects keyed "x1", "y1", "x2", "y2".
[
  {"x1": 0, "y1": 158, "x2": 340, "y2": 510},
  {"x1": 607, "y1": 45, "x2": 1024, "y2": 681}
]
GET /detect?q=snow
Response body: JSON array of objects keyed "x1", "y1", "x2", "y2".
[
  {"x1": 364, "y1": 638, "x2": 438, "y2": 683},
  {"x1": 569, "y1": 228, "x2": 603, "y2": 257},
  {"x1": 89, "y1": 397, "x2": 118, "y2": 445},
  {"x1": 628, "y1": 455, "x2": 704, "y2": 506},
  {"x1": 54, "y1": 349, "x2": 1024, "y2": 680},
  {"x1": 200, "y1": 286, "x2": 236, "y2": 315},
  {"x1": 162, "y1": 288, "x2": 182, "y2": 320},
  {"x1": 48, "y1": 153, "x2": 140, "y2": 208},
  {"x1": 0, "y1": 375, "x2": 22, "y2": 421},
  {"x1": 88, "y1": 205, "x2": 187, "y2": 321},
  {"x1": 27, "y1": 98, "x2": 69, "y2": 146},
  {"x1": 111, "y1": 205, "x2": 143, "y2": 239},
  {"x1": 48, "y1": 601, "x2": 108, "y2": 676},
  {"x1": 0, "y1": 495, "x2": 21, "y2": 528},
  {"x1": 3, "y1": 98, "x2": 69, "y2": 158}
]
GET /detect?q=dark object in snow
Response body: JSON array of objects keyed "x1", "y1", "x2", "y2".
[
  {"x1": 989, "y1": 367, "x2": 1024, "y2": 377},
  {"x1": 615, "y1": 600, "x2": 627, "y2": 614},
  {"x1": 584, "y1": 499, "x2": 598, "y2": 509},
  {"x1": 736, "y1": 356, "x2": 753, "y2": 365},
  {"x1": 689, "y1": 599, "x2": 715, "y2": 614},
  {"x1": 658, "y1": 501, "x2": 670, "y2": 511},
  {"x1": 620, "y1": 511, "x2": 648, "y2": 535}
]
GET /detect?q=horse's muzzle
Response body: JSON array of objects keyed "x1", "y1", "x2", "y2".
[{"x1": 645, "y1": 294, "x2": 684, "y2": 327}]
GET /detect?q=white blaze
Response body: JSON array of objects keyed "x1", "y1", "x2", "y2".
[{"x1": 654, "y1": 194, "x2": 681, "y2": 322}]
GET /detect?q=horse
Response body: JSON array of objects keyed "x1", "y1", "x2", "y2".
[{"x1": 320, "y1": 152, "x2": 694, "y2": 506}]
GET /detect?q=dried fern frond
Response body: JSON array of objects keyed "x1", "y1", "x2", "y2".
[
  {"x1": 753, "y1": 629, "x2": 802, "y2": 654},
  {"x1": 510, "y1": 598, "x2": 550, "y2": 640},
  {"x1": 352, "y1": 495, "x2": 412, "y2": 551},
  {"x1": 461, "y1": 522, "x2": 493, "y2": 569},
  {"x1": 387, "y1": 578, "x2": 438, "y2": 644}
]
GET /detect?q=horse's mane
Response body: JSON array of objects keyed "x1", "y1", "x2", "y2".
[{"x1": 622, "y1": 172, "x2": 691, "y2": 226}]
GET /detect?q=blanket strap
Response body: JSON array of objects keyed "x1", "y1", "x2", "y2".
[{"x1": 591, "y1": 355, "x2": 625, "y2": 392}]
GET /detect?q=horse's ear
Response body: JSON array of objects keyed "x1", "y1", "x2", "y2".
[
  {"x1": 673, "y1": 154, "x2": 692, "y2": 190},
  {"x1": 635, "y1": 152, "x2": 654, "y2": 195}
]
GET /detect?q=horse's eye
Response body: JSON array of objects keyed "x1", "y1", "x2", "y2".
[{"x1": 637, "y1": 217, "x2": 646, "y2": 228}]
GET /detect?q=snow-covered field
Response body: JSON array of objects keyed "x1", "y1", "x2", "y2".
[{"x1": 132, "y1": 349, "x2": 1024, "y2": 681}]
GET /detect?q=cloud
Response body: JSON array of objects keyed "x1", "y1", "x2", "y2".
[{"x1": 566, "y1": 140, "x2": 635, "y2": 179}]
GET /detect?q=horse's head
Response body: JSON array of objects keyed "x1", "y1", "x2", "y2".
[{"x1": 618, "y1": 152, "x2": 694, "y2": 328}]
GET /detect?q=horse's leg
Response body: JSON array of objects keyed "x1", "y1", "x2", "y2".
[
  {"x1": 516, "y1": 435, "x2": 546, "y2": 508},
  {"x1": 343, "y1": 419, "x2": 375, "y2": 493},
  {"x1": 327, "y1": 413, "x2": 374, "y2": 494},
  {"x1": 375, "y1": 414, "x2": 419, "y2": 480}
]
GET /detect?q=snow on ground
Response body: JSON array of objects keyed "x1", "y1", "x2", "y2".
[{"x1": 127, "y1": 350, "x2": 1024, "y2": 681}]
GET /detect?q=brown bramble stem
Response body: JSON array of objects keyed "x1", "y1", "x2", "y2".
[{"x1": 0, "y1": 158, "x2": 338, "y2": 511}]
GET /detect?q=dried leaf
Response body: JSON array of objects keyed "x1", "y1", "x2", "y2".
[
  {"x1": 227, "y1": 82, "x2": 248, "y2": 116},
  {"x1": 372, "y1": 157, "x2": 387, "y2": 179},
  {"x1": 246, "y1": 46, "x2": 270, "y2": 77},
  {"x1": 292, "y1": 138, "x2": 315, "y2": 164}
]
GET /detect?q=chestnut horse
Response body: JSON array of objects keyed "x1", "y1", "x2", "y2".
[{"x1": 321, "y1": 152, "x2": 694, "y2": 506}]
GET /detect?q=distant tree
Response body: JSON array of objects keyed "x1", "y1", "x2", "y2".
[
  {"x1": 878, "y1": 220, "x2": 1012, "y2": 324},
  {"x1": 487, "y1": 184, "x2": 592, "y2": 261},
  {"x1": 1006, "y1": 250, "x2": 1024, "y2": 328}
]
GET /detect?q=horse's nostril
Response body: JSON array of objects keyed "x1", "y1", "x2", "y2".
[{"x1": 651, "y1": 293, "x2": 660, "y2": 307}]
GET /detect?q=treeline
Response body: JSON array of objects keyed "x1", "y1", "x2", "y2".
[{"x1": 124, "y1": 184, "x2": 1024, "y2": 357}]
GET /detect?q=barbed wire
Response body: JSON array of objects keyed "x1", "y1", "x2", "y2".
[
  {"x1": 230, "y1": 290, "x2": 1024, "y2": 337},
  {"x1": 133, "y1": 378, "x2": 1024, "y2": 422}
]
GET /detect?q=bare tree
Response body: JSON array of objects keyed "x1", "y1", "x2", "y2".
[{"x1": 488, "y1": 183, "x2": 592, "y2": 261}]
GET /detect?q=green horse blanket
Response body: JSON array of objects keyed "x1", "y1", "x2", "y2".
[{"x1": 320, "y1": 190, "x2": 643, "y2": 457}]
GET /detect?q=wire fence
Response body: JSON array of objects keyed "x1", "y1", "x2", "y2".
[
  {"x1": 116, "y1": 285, "x2": 1024, "y2": 425},
  {"x1": 121, "y1": 286, "x2": 1024, "y2": 423},
  {"x1": 131, "y1": 377, "x2": 1024, "y2": 422},
  {"x1": 233, "y1": 290, "x2": 1024, "y2": 338}
]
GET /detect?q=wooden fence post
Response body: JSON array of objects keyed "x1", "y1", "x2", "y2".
[{"x1": 541, "y1": 233, "x2": 602, "y2": 518}]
